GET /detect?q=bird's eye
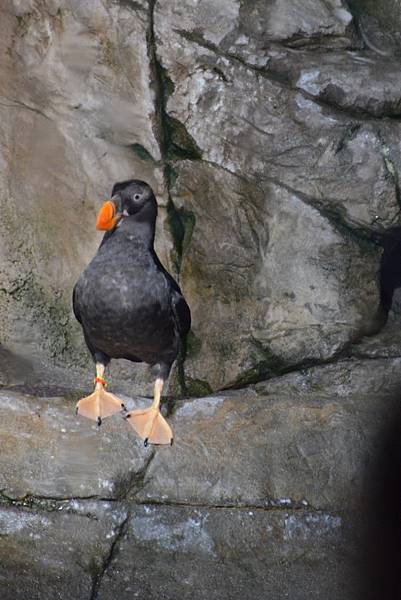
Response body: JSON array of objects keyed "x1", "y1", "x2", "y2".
[{"x1": 134, "y1": 194, "x2": 140, "y2": 200}]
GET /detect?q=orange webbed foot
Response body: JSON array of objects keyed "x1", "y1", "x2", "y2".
[{"x1": 125, "y1": 407, "x2": 173, "y2": 446}]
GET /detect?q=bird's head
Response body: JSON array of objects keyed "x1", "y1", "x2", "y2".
[{"x1": 96, "y1": 179, "x2": 157, "y2": 231}]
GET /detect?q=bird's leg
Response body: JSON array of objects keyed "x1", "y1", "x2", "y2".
[
  {"x1": 125, "y1": 377, "x2": 173, "y2": 446},
  {"x1": 76, "y1": 362, "x2": 126, "y2": 425}
]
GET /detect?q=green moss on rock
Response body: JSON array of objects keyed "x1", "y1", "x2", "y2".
[
  {"x1": 166, "y1": 200, "x2": 196, "y2": 274},
  {"x1": 165, "y1": 115, "x2": 203, "y2": 161},
  {"x1": 186, "y1": 331, "x2": 202, "y2": 359},
  {"x1": 185, "y1": 377, "x2": 213, "y2": 397},
  {"x1": 232, "y1": 341, "x2": 287, "y2": 388},
  {"x1": 130, "y1": 143, "x2": 157, "y2": 163}
]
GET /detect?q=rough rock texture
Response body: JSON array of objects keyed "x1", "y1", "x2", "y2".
[
  {"x1": 2, "y1": 0, "x2": 401, "y2": 598},
  {"x1": 98, "y1": 505, "x2": 357, "y2": 600},
  {"x1": 151, "y1": 0, "x2": 401, "y2": 391},
  {"x1": 2, "y1": 0, "x2": 401, "y2": 392},
  {"x1": 351, "y1": 0, "x2": 401, "y2": 55},
  {"x1": 1, "y1": 356, "x2": 401, "y2": 599},
  {"x1": 0, "y1": 503, "x2": 127, "y2": 600},
  {"x1": 174, "y1": 161, "x2": 379, "y2": 389}
]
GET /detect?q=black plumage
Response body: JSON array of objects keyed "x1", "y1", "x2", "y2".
[{"x1": 73, "y1": 179, "x2": 190, "y2": 444}]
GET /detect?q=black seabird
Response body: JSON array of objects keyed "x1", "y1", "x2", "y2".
[{"x1": 73, "y1": 179, "x2": 191, "y2": 445}]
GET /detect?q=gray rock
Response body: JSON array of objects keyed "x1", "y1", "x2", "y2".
[
  {"x1": 98, "y1": 504, "x2": 359, "y2": 600},
  {"x1": 268, "y1": 47, "x2": 401, "y2": 117},
  {"x1": 138, "y1": 358, "x2": 401, "y2": 511},
  {"x1": 156, "y1": 0, "x2": 355, "y2": 54},
  {"x1": 243, "y1": 0, "x2": 354, "y2": 46},
  {"x1": 173, "y1": 160, "x2": 380, "y2": 390},
  {"x1": 150, "y1": 1, "x2": 401, "y2": 388},
  {"x1": 351, "y1": 0, "x2": 401, "y2": 54},
  {"x1": 1, "y1": 0, "x2": 401, "y2": 598},
  {"x1": 0, "y1": 389, "x2": 151, "y2": 499},
  {"x1": 155, "y1": 24, "x2": 399, "y2": 232},
  {"x1": 0, "y1": 0, "x2": 399, "y2": 394},
  {"x1": 0, "y1": 501, "x2": 127, "y2": 600},
  {"x1": 0, "y1": 355, "x2": 400, "y2": 598},
  {"x1": 353, "y1": 288, "x2": 401, "y2": 358}
]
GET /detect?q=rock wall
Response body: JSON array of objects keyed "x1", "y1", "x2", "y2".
[
  {"x1": 1, "y1": 0, "x2": 401, "y2": 598},
  {"x1": 3, "y1": 0, "x2": 401, "y2": 393}
]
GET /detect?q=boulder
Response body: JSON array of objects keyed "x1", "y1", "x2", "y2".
[
  {"x1": 173, "y1": 161, "x2": 380, "y2": 390},
  {"x1": 1, "y1": 355, "x2": 400, "y2": 598}
]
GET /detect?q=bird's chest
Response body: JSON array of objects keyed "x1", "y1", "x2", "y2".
[{"x1": 78, "y1": 259, "x2": 170, "y2": 331}]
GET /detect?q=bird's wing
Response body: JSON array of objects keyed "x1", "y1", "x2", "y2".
[
  {"x1": 72, "y1": 283, "x2": 82, "y2": 324},
  {"x1": 151, "y1": 250, "x2": 191, "y2": 337},
  {"x1": 171, "y1": 287, "x2": 191, "y2": 337}
]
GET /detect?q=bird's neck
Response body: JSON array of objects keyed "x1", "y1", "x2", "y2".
[{"x1": 118, "y1": 201, "x2": 157, "y2": 247}]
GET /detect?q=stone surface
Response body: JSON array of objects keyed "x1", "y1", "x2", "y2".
[
  {"x1": 0, "y1": 356, "x2": 400, "y2": 598},
  {"x1": 0, "y1": 389, "x2": 151, "y2": 499},
  {"x1": 352, "y1": 288, "x2": 401, "y2": 359},
  {"x1": 156, "y1": 0, "x2": 355, "y2": 53},
  {"x1": 138, "y1": 358, "x2": 401, "y2": 511},
  {"x1": 351, "y1": 0, "x2": 401, "y2": 54},
  {"x1": 174, "y1": 160, "x2": 380, "y2": 390},
  {"x1": 1, "y1": 0, "x2": 401, "y2": 393},
  {"x1": 98, "y1": 504, "x2": 359, "y2": 600},
  {"x1": 155, "y1": 2, "x2": 399, "y2": 233},
  {"x1": 152, "y1": 0, "x2": 401, "y2": 389},
  {"x1": 269, "y1": 48, "x2": 401, "y2": 117},
  {"x1": 0, "y1": 501, "x2": 127, "y2": 600}
]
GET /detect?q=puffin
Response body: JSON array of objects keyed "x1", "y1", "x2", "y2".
[{"x1": 72, "y1": 179, "x2": 191, "y2": 446}]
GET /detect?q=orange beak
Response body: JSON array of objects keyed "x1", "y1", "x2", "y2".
[{"x1": 96, "y1": 200, "x2": 118, "y2": 230}]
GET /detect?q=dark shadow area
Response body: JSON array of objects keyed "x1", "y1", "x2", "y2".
[
  {"x1": 360, "y1": 397, "x2": 401, "y2": 600},
  {"x1": 352, "y1": 229, "x2": 401, "y2": 598},
  {"x1": 367, "y1": 227, "x2": 401, "y2": 333},
  {"x1": 379, "y1": 227, "x2": 401, "y2": 317}
]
